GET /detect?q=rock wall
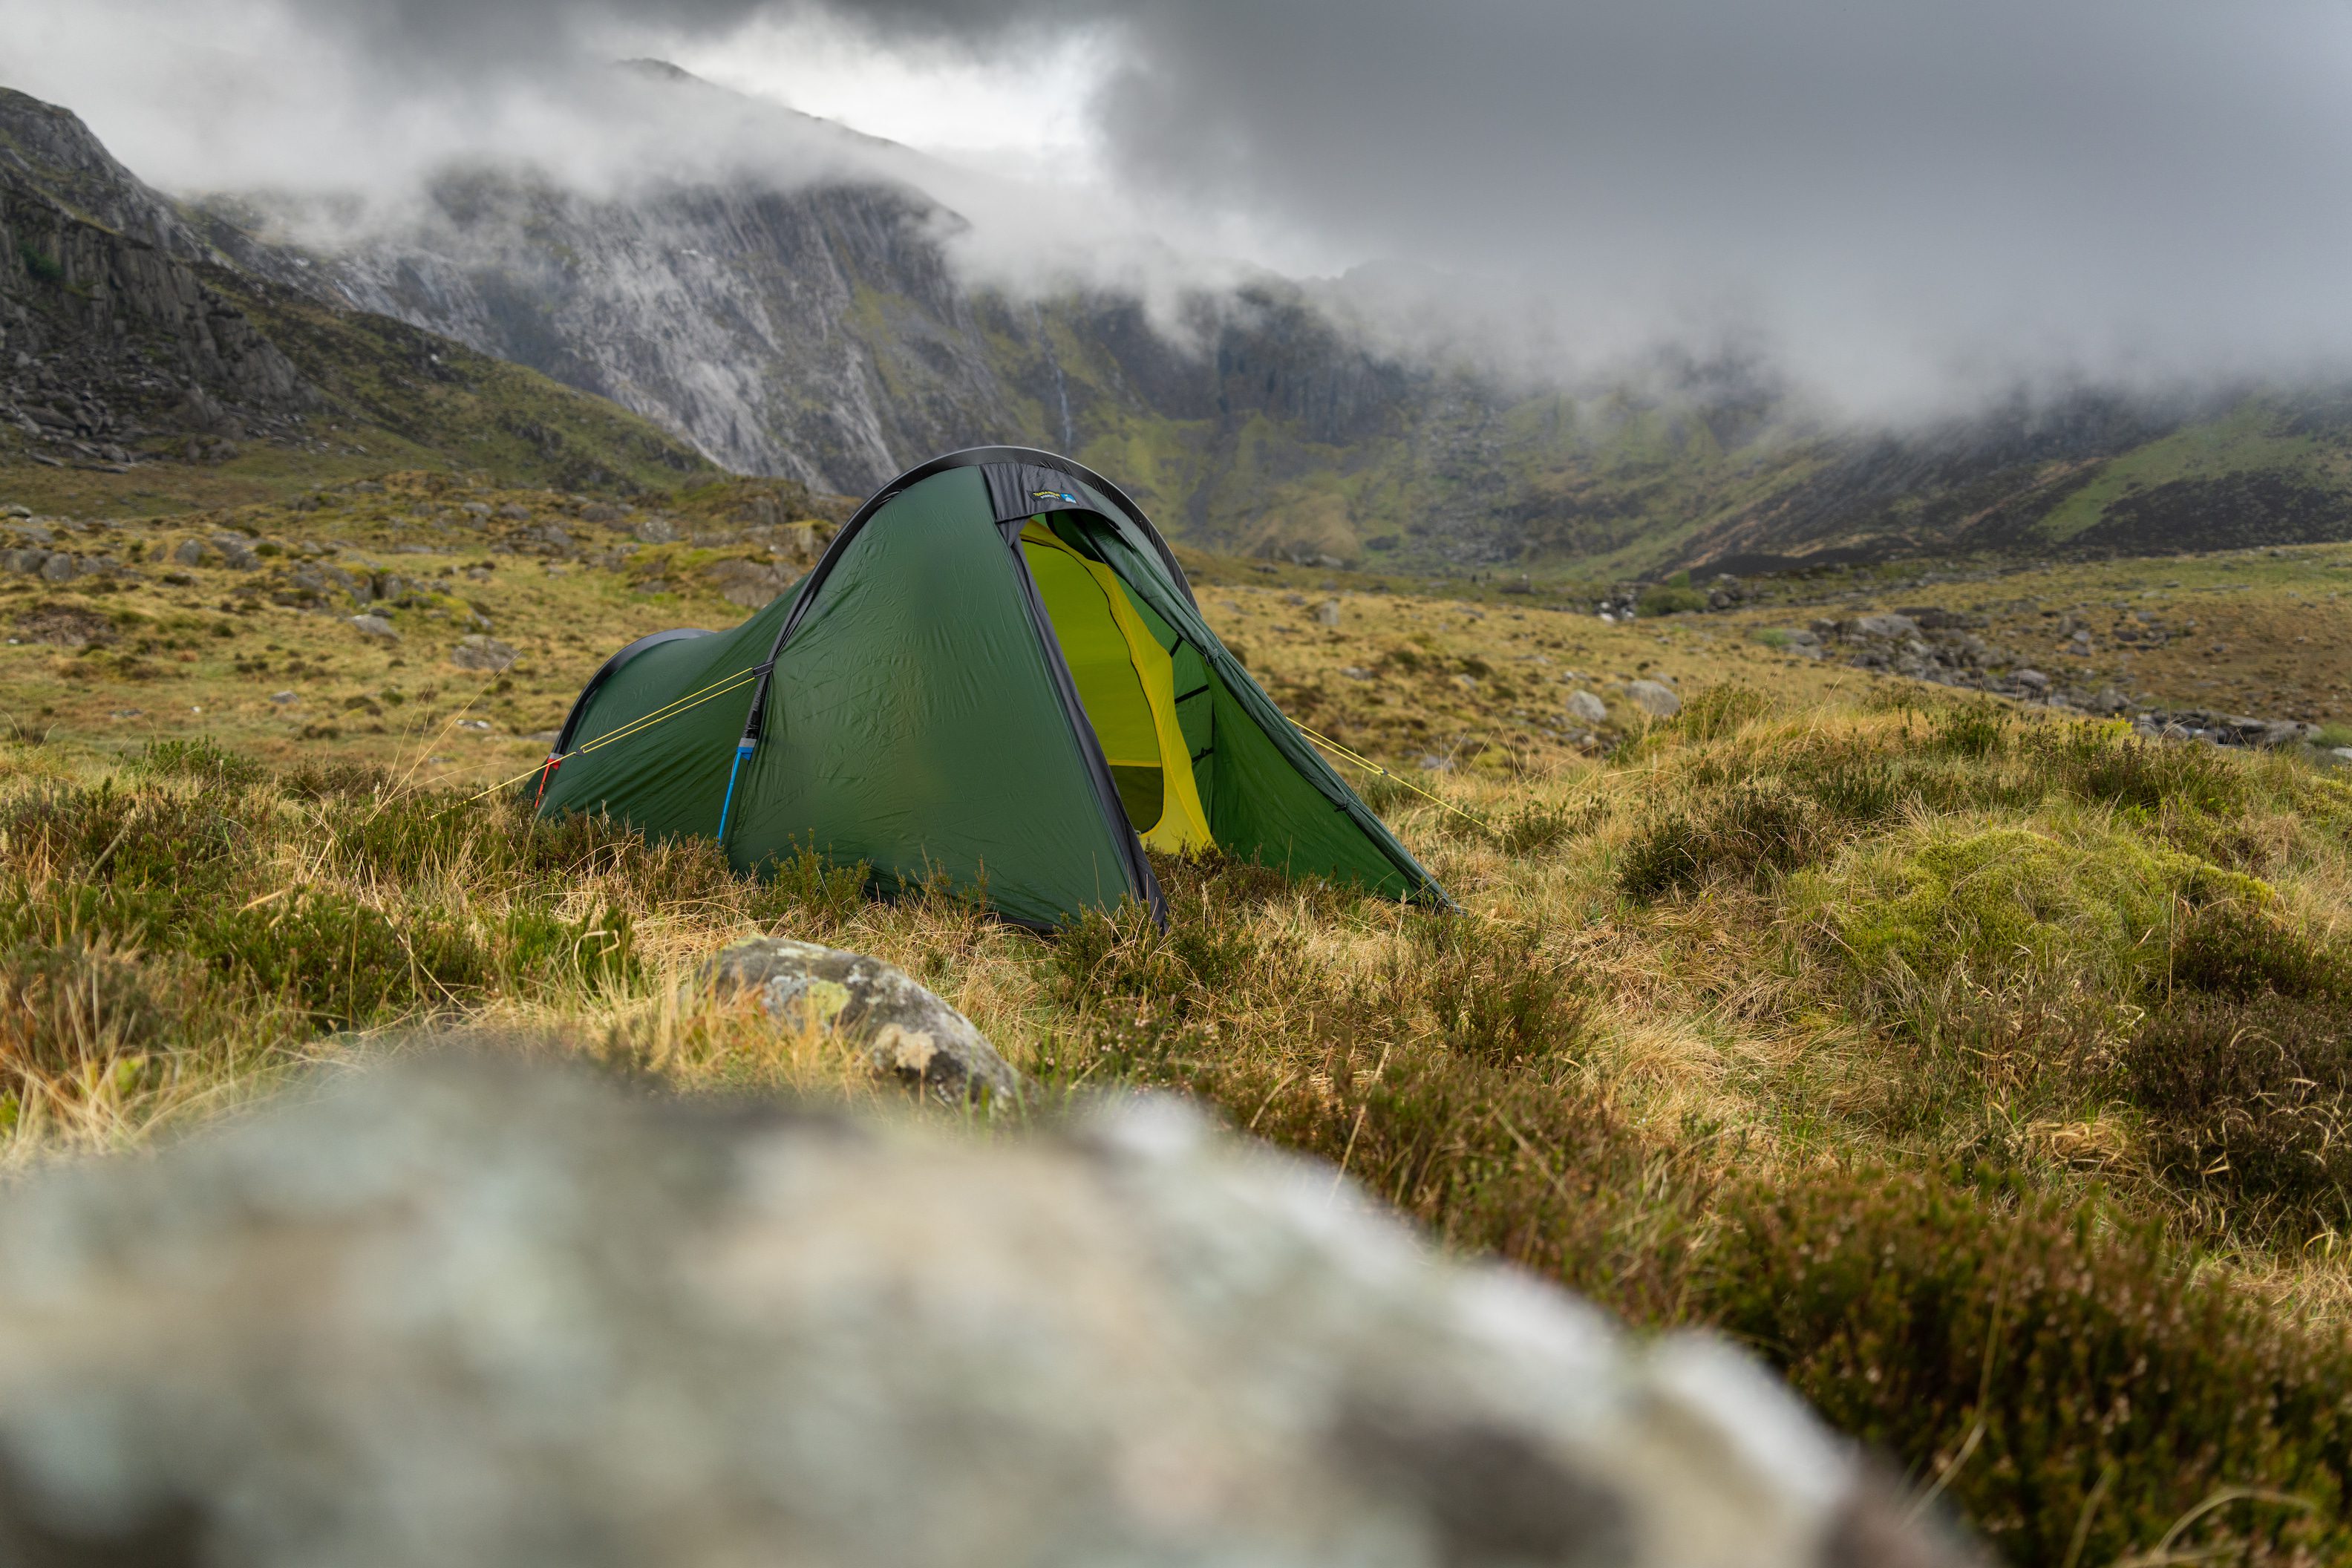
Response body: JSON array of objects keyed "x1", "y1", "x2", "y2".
[{"x1": 0, "y1": 89, "x2": 311, "y2": 463}]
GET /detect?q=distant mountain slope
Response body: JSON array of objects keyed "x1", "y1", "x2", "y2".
[
  {"x1": 0, "y1": 86, "x2": 714, "y2": 497},
  {"x1": 13, "y1": 74, "x2": 2352, "y2": 571}
]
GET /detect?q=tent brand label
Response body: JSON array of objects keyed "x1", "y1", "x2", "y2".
[{"x1": 1033, "y1": 489, "x2": 1079, "y2": 505}]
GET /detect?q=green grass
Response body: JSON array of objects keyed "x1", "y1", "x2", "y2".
[
  {"x1": 16, "y1": 241, "x2": 61, "y2": 286},
  {"x1": 218, "y1": 279, "x2": 719, "y2": 497},
  {"x1": 10, "y1": 549, "x2": 2352, "y2": 1564},
  {"x1": 2036, "y1": 399, "x2": 2339, "y2": 543}
]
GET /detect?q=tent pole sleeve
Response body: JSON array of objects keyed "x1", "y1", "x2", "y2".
[
  {"x1": 716, "y1": 742, "x2": 754, "y2": 839},
  {"x1": 716, "y1": 663, "x2": 774, "y2": 845}
]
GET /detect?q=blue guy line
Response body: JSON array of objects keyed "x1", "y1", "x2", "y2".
[{"x1": 716, "y1": 739, "x2": 755, "y2": 840}]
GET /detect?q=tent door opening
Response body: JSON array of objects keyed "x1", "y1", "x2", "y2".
[{"x1": 1018, "y1": 518, "x2": 1212, "y2": 854}]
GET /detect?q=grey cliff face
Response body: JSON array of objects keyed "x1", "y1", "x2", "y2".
[
  {"x1": 289, "y1": 172, "x2": 960, "y2": 489},
  {"x1": 226, "y1": 163, "x2": 1418, "y2": 504},
  {"x1": 0, "y1": 86, "x2": 212, "y2": 260},
  {"x1": 0, "y1": 1054, "x2": 1970, "y2": 1568},
  {"x1": 0, "y1": 87, "x2": 312, "y2": 454}
]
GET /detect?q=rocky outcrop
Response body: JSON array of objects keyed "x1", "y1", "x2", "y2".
[
  {"x1": 0, "y1": 1055, "x2": 1969, "y2": 1568},
  {"x1": 707, "y1": 936, "x2": 1019, "y2": 1100},
  {"x1": 0, "y1": 89, "x2": 311, "y2": 468},
  {"x1": 0, "y1": 86, "x2": 211, "y2": 258},
  {"x1": 1810, "y1": 610, "x2": 2016, "y2": 689}
]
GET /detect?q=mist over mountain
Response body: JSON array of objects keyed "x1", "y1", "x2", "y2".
[
  {"x1": 10, "y1": 0, "x2": 2352, "y2": 575},
  {"x1": 24, "y1": 0, "x2": 2352, "y2": 413}
]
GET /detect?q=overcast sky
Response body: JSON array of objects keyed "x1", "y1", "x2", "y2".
[{"x1": 13, "y1": 0, "x2": 2352, "y2": 413}]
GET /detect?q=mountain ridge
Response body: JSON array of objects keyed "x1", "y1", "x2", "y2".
[
  {"x1": 10, "y1": 74, "x2": 2352, "y2": 575},
  {"x1": 0, "y1": 85, "x2": 718, "y2": 500}
]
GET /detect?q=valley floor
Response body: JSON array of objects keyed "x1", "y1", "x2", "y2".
[{"x1": 7, "y1": 466, "x2": 2352, "y2": 1566}]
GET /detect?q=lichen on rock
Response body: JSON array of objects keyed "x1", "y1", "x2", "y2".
[
  {"x1": 705, "y1": 936, "x2": 1019, "y2": 1101},
  {"x1": 0, "y1": 1054, "x2": 1970, "y2": 1568}
]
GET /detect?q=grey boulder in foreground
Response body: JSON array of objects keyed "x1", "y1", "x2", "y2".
[{"x1": 0, "y1": 1057, "x2": 1963, "y2": 1568}]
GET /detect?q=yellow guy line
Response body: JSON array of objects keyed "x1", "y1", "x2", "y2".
[
  {"x1": 564, "y1": 668, "x2": 761, "y2": 760},
  {"x1": 449, "y1": 667, "x2": 763, "y2": 807},
  {"x1": 1290, "y1": 717, "x2": 1497, "y2": 836}
]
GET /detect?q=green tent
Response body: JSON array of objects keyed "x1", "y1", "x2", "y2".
[{"x1": 532, "y1": 447, "x2": 1448, "y2": 929}]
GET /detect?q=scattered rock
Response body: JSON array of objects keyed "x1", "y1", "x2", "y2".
[
  {"x1": 497, "y1": 502, "x2": 532, "y2": 522},
  {"x1": 0, "y1": 1055, "x2": 1963, "y2": 1568},
  {"x1": 706, "y1": 938, "x2": 1019, "y2": 1102},
  {"x1": 348, "y1": 614, "x2": 399, "y2": 642},
  {"x1": 1340, "y1": 665, "x2": 1374, "y2": 680},
  {"x1": 1851, "y1": 612, "x2": 1919, "y2": 641},
  {"x1": 1316, "y1": 598, "x2": 1342, "y2": 627},
  {"x1": 448, "y1": 634, "x2": 518, "y2": 673},
  {"x1": 173, "y1": 385, "x2": 242, "y2": 438},
  {"x1": 172, "y1": 538, "x2": 212, "y2": 567},
  {"x1": 1624, "y1": 679, "x2": 1681, "y2": 719},
  {"x1": 2012, "y1": 669, "x2": 2049, "y2": 691},
  {"x1": 209, "y1": 534, "x2": 259, "y2": 571},
  {"x1": 0, "y1": 503, "x2": 27, "y2": 519},
  {"x1": 290, "y1": 561, "x2": 362, "y2": 601},
  {"x1": 634, "y1": 514, "x2": 679, "y2": 545},
  {"x1": 2132, "y1": 709, "x2": 2320, "y2": 751},
  {"x1": 11, "y1": 604, "x2": 116, "y2": 648},
  {"x1": 581, "y1": 503, "x2": 627, "y2": 525},
  {"x1": 2258, "y1": 719, "x2": 2307, "y2": 748},
  {"x1": 1567, "y1": 689, "x2": 1609, "y2": 725},
  {"x1": 705, "y1": 558, "x2": 795, "y2": 610},
  {"x1": 269, "y1": 690, "x2": 297, "y2": 704}
]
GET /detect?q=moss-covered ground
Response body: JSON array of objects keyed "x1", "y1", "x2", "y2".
[{"x1": 9, "y1": 463, "x2": 2352, "y2": 1564}]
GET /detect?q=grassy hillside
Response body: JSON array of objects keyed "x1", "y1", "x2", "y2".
[
  {"x1": 0, "y1": 287, "x2": 719, "y2": 528},
  {"x1": 995, "y1": 288, "x2": 2352, "y2": 582},
  {"x1": 8, "y1": 478, "x2": 2352, "y2": 1562}
]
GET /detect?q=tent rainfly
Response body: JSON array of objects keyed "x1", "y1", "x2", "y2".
[{"x1": 531, "y1": 447, "x2": 1449, "y2": 929}]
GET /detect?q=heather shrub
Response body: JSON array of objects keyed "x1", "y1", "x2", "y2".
[
  {"x1": 2123, "y1": 996, "x2": 2352, "y2": 1242},
  {"x1": 1702, "y1": 1169, "x2": 2352, "y2": 1567},
  {"x1": 1617, "y1": 780, "x2": 1823, "y2": 901}
]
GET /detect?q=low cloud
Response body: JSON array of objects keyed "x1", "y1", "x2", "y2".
[{"x1": 15, "y1": 0, "x2": 2352, "y2": 418}]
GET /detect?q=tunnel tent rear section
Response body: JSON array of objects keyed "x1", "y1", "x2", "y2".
[{"x1": 532, "y1": 445, "x2": 1450, "y2": 930}]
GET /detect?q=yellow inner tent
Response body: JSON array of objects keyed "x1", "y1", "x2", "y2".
[{"x1": 1020, "y1": 520, "x2": 1212, "y2": 854}]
